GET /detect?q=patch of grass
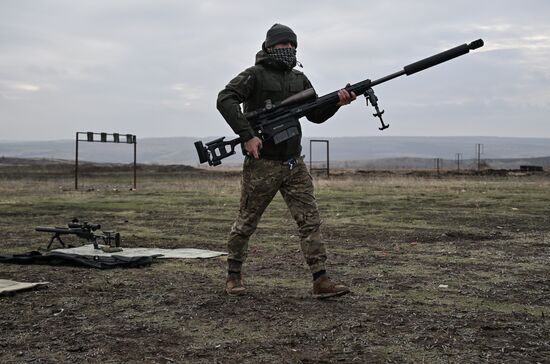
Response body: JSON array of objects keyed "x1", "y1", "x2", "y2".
[{"x1": 1, "y1": 169, "x2": 549, "y2": 363}]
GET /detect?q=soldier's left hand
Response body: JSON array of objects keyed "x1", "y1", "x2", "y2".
[{"x1": 336, "y1": 83, "x2": 357, "y2": 106}]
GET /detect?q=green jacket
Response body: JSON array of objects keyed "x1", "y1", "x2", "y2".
[{"x1": 217, "y1": 50, "x2": 340, "y2": 161}]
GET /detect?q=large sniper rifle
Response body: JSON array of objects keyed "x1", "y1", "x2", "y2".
[
  {"x1": 36, "y1": 218, "x2": 121, "y2": 251},
  {"x1": 195, "y1": 39, "x2": 484, "y2": 166}
]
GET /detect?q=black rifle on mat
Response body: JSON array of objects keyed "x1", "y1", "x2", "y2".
[
  {"x1": 36, "y1": 218, "x2": 121, "y2": 250},
  {"x1": 195, "y1": 39, "x2": 484, "y2": 166}
]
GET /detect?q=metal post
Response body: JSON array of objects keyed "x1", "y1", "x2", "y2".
[
  {"x1": 309, "y1": 140, "x2": 312, "y2": 171},
  {"x1": 75, "y1": 132, "x2": 79, "y2": 190},
  {"x1": 326, "y1": 140, "x2": 330, "y2": 178},
  {"x1": 476, "y1": 144, "x2": 484, "y2": 171},
  {"x1": 133, "y1": 135, "x2": 137, "y2": 190},
  {"x1": 477, "y1": 144, "x2": 480, "y2": 171},
  {"x1": 456, "y1": 153, "x2": 462, "y2": 172}
]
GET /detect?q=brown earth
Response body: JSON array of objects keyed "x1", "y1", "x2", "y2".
[{"x1": 0, "y1": 164, "x2": 549, "y2": 363}]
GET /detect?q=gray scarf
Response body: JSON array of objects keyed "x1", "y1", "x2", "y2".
[{"x1": 267, "y1": 47, "x2": 297, "y2": 69}]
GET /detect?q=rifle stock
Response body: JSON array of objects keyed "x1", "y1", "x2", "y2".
[
  {"x1": 195, "y1": 39, "x2": 484, "y2": 166},
  {"x1": 194, "y1": 137, "x2": 242, "y2": 166}
]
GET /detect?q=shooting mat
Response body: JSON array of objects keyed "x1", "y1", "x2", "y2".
[
  {"x1": 0, "y1": 279, "x2": 49, "y2": 295},
  {"x1": 52, "y1": 244, "x2": 227, "y2": 259}
]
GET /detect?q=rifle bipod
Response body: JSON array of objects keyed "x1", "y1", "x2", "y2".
[{"x1": 364, "y1": 88, "x2": 389, "y2": 131}]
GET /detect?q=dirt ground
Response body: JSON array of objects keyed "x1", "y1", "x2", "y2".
[{"x1": 0, "y1": 164, "x2": 549, "y2": 363}]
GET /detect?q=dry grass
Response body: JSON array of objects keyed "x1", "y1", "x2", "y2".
[{"x1": 1, "y1": 167, "x2": 549, "y2": 363}]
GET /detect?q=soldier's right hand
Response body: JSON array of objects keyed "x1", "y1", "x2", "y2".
[{"x1": 244, "y1": 137, "x2": 262, "y2": 159}]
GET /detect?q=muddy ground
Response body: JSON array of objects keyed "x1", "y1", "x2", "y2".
[{"x1": 0, "y1": 164, "x2": 549, "y2": 363}]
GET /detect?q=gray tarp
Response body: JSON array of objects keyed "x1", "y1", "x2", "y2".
[
  {"x1": 0, "y1": 279, "x2": 49, "y2": 294},
  {"x1": 52, "y1": 244, "x2": 227, "y2": 259}
]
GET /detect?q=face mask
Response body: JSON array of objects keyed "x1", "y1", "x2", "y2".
[{"x1": 267, "y1": 47, "x2": 297, "y2": 69}]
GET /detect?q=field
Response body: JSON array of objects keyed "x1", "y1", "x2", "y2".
[{"x1": 0, "y1": 164, "x2": 549, "y2": 363}]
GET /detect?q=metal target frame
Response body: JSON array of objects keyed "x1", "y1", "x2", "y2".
[
  {"x1": 309, "y1": 139, "x2": 330, "y2": 178},
  {"x1": 74, "y1": 131, "x2": 137, "y2": 190}
]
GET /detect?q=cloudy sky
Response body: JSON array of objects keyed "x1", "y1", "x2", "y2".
[{"x1": 1, "y1": 0, "x2": 549, "y2": 141}]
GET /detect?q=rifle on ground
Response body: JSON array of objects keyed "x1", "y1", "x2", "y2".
[
  {"x1": 195, "y1": 39, "x2": 484, "y2": 166},
  {"x1": 36, "y1": 218, "x2": 121, "y2": 251}
]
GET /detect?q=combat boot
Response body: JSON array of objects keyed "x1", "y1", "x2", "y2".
[
  {"x1": 225, "y1": 272, "x2": 246, "y2": 296},
  {"x1": 312, "y1": 275, "x2": 350, "y2": 299}
]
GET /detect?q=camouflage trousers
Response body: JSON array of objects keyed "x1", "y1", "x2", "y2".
[{"x1": 227, "y1": 156, "x2": 327, "y2": 274}]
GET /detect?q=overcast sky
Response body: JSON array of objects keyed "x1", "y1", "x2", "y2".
[{"x1": 1, "y1": 0, "x2": 549, "y2": 141}]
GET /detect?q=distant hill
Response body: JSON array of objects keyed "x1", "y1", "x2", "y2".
[{"x1": 1, "y1": 136, "x2": 549, "y2": 168}]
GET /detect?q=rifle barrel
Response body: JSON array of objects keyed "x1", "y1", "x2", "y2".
[
  {"x1": 404, "y1": 39, "x2": 484, "y2": 75},
  {"x1": 36, "y1": 227, "x2": 68, "y2": 233},
  {"x1": 309, "y1": 39, "x2": 483, "y2": 109}
]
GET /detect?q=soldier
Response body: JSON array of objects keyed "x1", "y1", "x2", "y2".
[{"x1": 217, "y1": 23, "x2": 356, "y2": 298}]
